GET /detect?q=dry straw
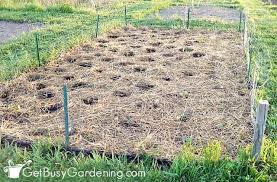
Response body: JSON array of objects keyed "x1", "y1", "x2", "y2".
[{"x1": 0, "y1": 27, "x2": 252, "y2": 159}]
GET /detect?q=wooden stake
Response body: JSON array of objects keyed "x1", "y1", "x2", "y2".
[
  {"x1": 252, "y1": 100, "x2": 269, "y2": 160},
  {"x1": 63, "y1": 84, "x2": 69, "y2": 147}
]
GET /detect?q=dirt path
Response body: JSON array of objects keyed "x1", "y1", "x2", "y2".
[
  {"x1": 159, "y1": 6, "x2": 241, "y2": 22},
  {"x1": 0, "y1": 27, "x2": 252, "y2": 159},
  {"x1": 0, "y1": 21, "x2": 42, "y2": 44}
]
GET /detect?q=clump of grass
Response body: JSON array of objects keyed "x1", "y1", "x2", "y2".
[
  {"x1": 46, "y1": 4, "x2": 74, "y2": 13},
  {"x1": 202, "y1": 141, "x2": 222, "y2": 162},
  {"x1": 24, "y1": 4, "x2": 44, "y2": 12}
]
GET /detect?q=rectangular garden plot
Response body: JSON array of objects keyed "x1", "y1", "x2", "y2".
[{"x1": 0, "y1": 27, "x2": 253, "y2": 159}]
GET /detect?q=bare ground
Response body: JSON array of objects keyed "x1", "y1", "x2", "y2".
[
  {"x1": 0, "y1": 27, "x2": 252, "y2": 159},
  {"x1": 159, "y1": 6, "x2": 241, "y2": 22},
  {"x1": 0, "y1": 21, "x2": 42, "y2": 44}
]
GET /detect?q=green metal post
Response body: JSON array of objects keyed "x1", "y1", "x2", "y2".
[
  {"x1": 63, "y1": 84, "x2": 69, "y2": 147},
  {"x1": 96, "y1": 15, "x2": 100, "y2": 38},
  {"x1": 35, "y1": 33, "x2": 40, "y2": 66},
  {"x1": 125, "y1": 5, "x2": 127, "y2": 26},
  {"x1": 239, "y1": 11, "x2": 242, "y2": 32},
  {"x1": 247, "y1": 38, "x2": 252, "y2": 80},
  {"x1": 187, "y1": 7, "x2": 191, "y2": 29}
]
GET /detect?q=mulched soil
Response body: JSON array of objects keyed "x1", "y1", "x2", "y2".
[{"x1": 0, "y1": 27, "x2": 252, "y2": 159}]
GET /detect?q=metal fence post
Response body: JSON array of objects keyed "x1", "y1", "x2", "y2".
[
  {"x1": 187, "y1": 7, "x2": 191, "y2": 29},
  {"x1": 96, "y1": 15, "x2": 100, "y2": 38},
  {"x1": 239, "y1": 11, "x2": 242, "y2": 32},
  {"x1": 125, "y1": 5, "x2": 127, "y2": 26},
  {"x1": 63, "y1": 84, "x2": 70, "y2": 147},
  {"x1": 35, "y1": 33, "x2": 40, "y2": 66}
]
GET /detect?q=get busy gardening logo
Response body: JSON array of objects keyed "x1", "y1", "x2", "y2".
[
  {"x1": 3, "y1": 160, "x2": 32, "y2": 179},
  {"x1": 3, "y1": 160, "x2": 145, "y2": 179}
]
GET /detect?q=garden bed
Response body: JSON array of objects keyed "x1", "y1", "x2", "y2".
[{"x1": 0, "y1": 27, "x2": 252, "y2": 159}]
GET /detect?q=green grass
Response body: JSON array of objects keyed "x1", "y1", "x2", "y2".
[
  {"x1": 0, "y1": 140, "x2": 276, "y2": 181},
  {"x1": 237, "y1": 0, "x2": 277, "y2": 141}
]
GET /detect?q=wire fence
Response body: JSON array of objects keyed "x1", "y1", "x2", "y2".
[{"x1": 1, "y1": 4, "x2": 267, "y2": 158}]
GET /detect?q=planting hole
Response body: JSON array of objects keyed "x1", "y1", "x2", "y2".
[
  {"x1": 54, "y1": 67, "x2": 66, "y2": 73},
  {"x1": 41, "y1": 103, "x2": 63, "y2": 113},
  {"x1": 37, "y1": 90, "x2": 55, "y2": 99},
  {"x1": 113, "y1": 90, "x2": 131, "y2": 97},
  {"x1": 139, "y1": 56, "x2": 155, "y2": 62},
  {"x1": 101, "y1": 57, "x2": 113, "y2": 62},
  {"x1": 150, "y1": 42, "x2": 162, "y2": 47},
  {"x1": 64, "y1": 55, "x2": 77, "y2": 63},
  {"x1": 110, "y1": 75, "x2": 121, "y2": 81},
  {"x1": 81, "y1": 44, "x2": 94, "y2": 52},
  {"x1": 179, "y1": 47, "x2": 194, "y2": 52},
  {"x1": 124, "y1": 51, "x2": 135, "y2": 57},
  {"x1": 118, "y1": 62, "x2": 135, "y2": 66},
  {"x1": 162, "y1": 76, "x2": 171, "y2": 81},
  {"x1": 63, "y1": 75, "x2": 74, "y2": 80},
  {"x1": 146, "y1": 48, "x2": 156, "y2": 53},
  {"x1": 108, "y1": 35, "x2": 119, "y2": 39},
  {"x1": 130, "y1": 45, "x2": 142, "y2": 48},
  {"x1": 183, "y1": 71, "x2": 194, "y2": 76},
  {"x1": 176, "y1": 56, "x2": 184, "y2": 61},
  {"x1": 98, "y1": 44, "x2": 107, "y2": 48},
  {"x1": 136, "y1": 82, "x2": 155, "y2": 91},
  {"x1": 120, "y1": 119, "x2": 139, "y2": 128},
  {"x1": 78, "y1": 62, "x2": 92, "y2": 67},
  {"x1": 163, "y1": 53, "x2": 174, "y2": 57},
  {"x1": 180, "y1": 111, "x2": 191, "y2": 122},
  {"x1": 166, "y1": 45, "x2": 176, "y2": 49},
  {"x1": 192, "y1": 52, "x2": 206, "y2": 58},
  {"x1": 97, "y1": 39, "x2": 109, "y2": 43},
  {"x1": 36, "y1": 83, "x2": 47, "y2": 90},
  {"x1": 72, "y1": 82, "x2": 89, "y2": 89},
  {"x1": 0, "y1": 88, "x2": 9, "y2": 99},
  {"x1": 28, "y1": 74, "x2": 43, "y2": 82},
  {"x1": 32, "y1": 128, "x2": 50, "y2": 136},
  {"x1": 134, "y1": 67, "x2": 146, "y2": 72},
  {"x1": 95, "y1": 53, "x2": 103, "y2": 57},
  {"x1": 83, "y1": 96, "x2": 98, "y2": 105},
  {"x1": 109, "y1": 48, "x2": 118, "y2": 52}
]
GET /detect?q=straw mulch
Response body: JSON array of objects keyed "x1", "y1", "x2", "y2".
[{"x1": 0, "y1": 27, "x2": 253, "y2": 159}]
